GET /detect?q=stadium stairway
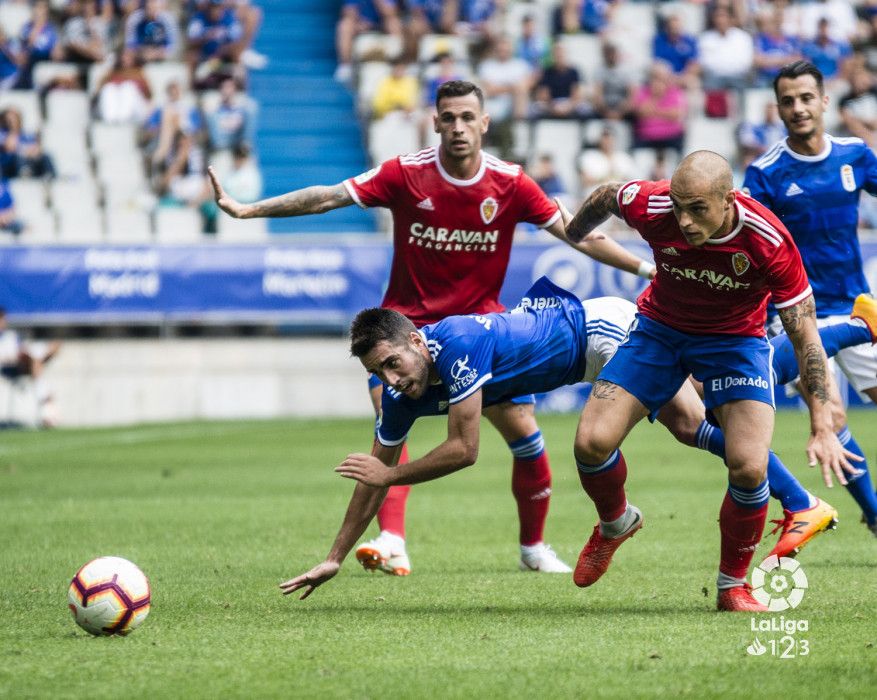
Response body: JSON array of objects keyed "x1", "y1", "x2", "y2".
[{"x1": 248, "y1": 0, "x2": 377, "y2": 234}]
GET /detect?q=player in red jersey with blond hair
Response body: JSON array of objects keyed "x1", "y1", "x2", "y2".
[{"x1": 209, "y1": 80, "x2": 655, "y2": 577}]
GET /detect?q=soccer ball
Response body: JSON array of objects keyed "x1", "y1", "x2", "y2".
[{"x1": 67, "y1": 556, "x2": 151, "y2": 636}]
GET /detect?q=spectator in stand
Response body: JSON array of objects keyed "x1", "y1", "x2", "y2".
[
  {"x1": 753, "y1": 7, "x2": 801, "y2": 87},
  {"x1": 797, "y1": 0, "x2": 858, "y2": 44},
  {"x1": 653, "y1": 13, "x2": 698, "y2": 87},
  {"x1": 0, "y1": 179, "x2": 24, "y2": 236},
  {"x1": 205, "y1": 76, "x2": 256, "y2": 151},
  {"x1": 187, "y1": 0, "x2": 244, "y2": 89},
  {"x1": 61, "y1": 0, "x2": 110, "y2": 74},
  {"x1": 201, "y1": 142, "x2": 261, "y2": 232},
  {"x1": 477, "y1": 35, "x2": 532, "y2": 158},
  {"x1": 530, "y1": 153, "x2": 566, "y2": 200},
  {"x1": 423, "y1": 52, "x2": 462, "y2": 109},
  {"x1": 153, "y1": 128, "x2": 213, "y2": 230},
  {"x1": 95, "y1": 50, "x2": 152, "y2": 124},
  {"x1": 0, "y1": 308, "x2": 61, "y2": 427},
  {"x1": 372, "y1": 57, "x2": 419, "y2": 119},
  {"x1": 456, "y1": 0, "x2": 498, "y2": 40},
  {"x1": 553, "y1": 0, "x2": 616, "y2": 36},
  {"x1": 578, "y1": 125, "x2": 635, "y2": 195},
  {"x1": 0, "y1": 28, "x2": 20, "y2": 90},
  {"x1": 13, "y1": 0, "x2": 62, "y2": 89},
  {"x1": 839, "y1": 66, "x2": 877, "y2": 148},
  {"x1": 516, "y1": 14, "x2": 547, "y2": 70},
  {"x1": 230, "y1": 0, "x2": 268, "y2": 70},
  {"x1": 591, "y1": 40, "x2": 634, "y2": 122},
  {"x1": 800, "y1": 18, "x2": 853, "y2": 83},
  {"x1": 125, "y1": 0, "x2": 179, "y2": 64},
  {"x1": 737, "y1": 101, "x2": 786, "y2": 169},
  {"x1": 532, "y1": 42, "x2": 590, "y2": 119},
  {"x1": 0, "y1": 108, "x2": 55, "y2": 180},
  {"x1": 335, "y1": 1, "x2": 401, "y2": 85},
  {"x1": 698, "y1": 6, "x2": 754, "y2": 93},
  {"x1": 632, "y1": 60, "x2": 687, "y2": 154},
  {"x1": 143, "y1": 80, "x2": 203, "y2": 172},
  {"x1": 406, "y1": 0, "x2": 454, "y2": 60}
]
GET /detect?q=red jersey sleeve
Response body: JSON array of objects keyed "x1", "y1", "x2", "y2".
[
  {"x1": 343, "y1": 158, "x2": 404, "y2": 208},
  {"x1": 616, "y1": 179, "x2": 672, "y2": 234},
  {"x1": 515, "y1": 173, "x2": 561, "y2": 228},
  {"x1": 764, "y1": 237, "x2": 813, "y2": 310}
]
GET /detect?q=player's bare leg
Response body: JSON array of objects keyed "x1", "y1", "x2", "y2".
[
  {"x1": 572, "y1": 381, "x2": 648, "y2": 587},
  {"x1": 710, "y1": 400, "x2": 772, "y2": 612},
  {"x1": 658, "y1": 381, "x2": 837, "y2": 559},
  {"x1": 483, "y1": 402, "x2": 571, "y2": 573}
]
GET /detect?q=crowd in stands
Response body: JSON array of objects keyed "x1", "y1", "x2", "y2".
[
  {"x1": 0, "y1": 0, "x2": 266, "y2": 241},
  {"x1": 342, "y1": 0, "x2": 877, "y2": 232}
]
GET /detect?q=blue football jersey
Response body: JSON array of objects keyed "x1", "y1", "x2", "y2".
[
  {"x1": 376, "y1": 277, "x2": 589, "y2": 445},
  {"x1": 743, "y1": 135, "x2": 877, "y2": 316}
]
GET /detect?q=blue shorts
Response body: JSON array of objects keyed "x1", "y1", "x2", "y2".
[
  {"x1": 599, "y1": 315, "x2": 775, "y2": 417},
  {"x1": 366, "y1": 372, "x2": 536, "y2": 405}
]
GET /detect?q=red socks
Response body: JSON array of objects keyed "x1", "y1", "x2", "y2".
[
  {"x1": 376, "y1": 444, "x2": 410, "y2": 538},
  {"x1": 576, "y1": 450, "x2": 628, "y2": 522},
  {"x1": 512, "y1": 453, "x2": 552, "y2": 546},
  {"x1": 719, "y1": 491, "x2": 768, "y2": 579}
]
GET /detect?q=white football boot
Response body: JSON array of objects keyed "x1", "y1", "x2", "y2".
[
  {"x1": 519, "y1": 542, "x2": 573, "y2": 573},
  {"x1": 355, "y1": 532, "x2": 411, "y2": 576}
]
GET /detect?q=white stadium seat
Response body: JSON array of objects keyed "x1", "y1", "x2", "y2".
[
  {"x1": 55, "y1": 204, "x2": 105, "y2": 244},
  {"x1": 658, "y1": 1, "x2": 707, "y2": 35},
  {"x1": 45, "y1": 90, "x2": 91, "y2": 133},
  {"x1": 9, "y1": 180, "x2": 55, "y2": 242},
  {"x1": 684, "y1": 117, "x2": 737, "y2": 161},
  {"x1": 32, "y1": 62, "x2": 79, "y2": 91},
  {"x1": 368, "y1": 111, "x2": 420, "y2": 164},
  {"x1": 418, "y1": 34, "x2": 468, "y2": 63},
  {"x1": 217, "y1": 215, "x2": 268, "y2": 243},
  {"x1": 144, "y1": 61, "x2": 190, "y2": 99},
  {"x1": 742, "y1": 88, "x2": 776, "y2": 126},
  {"x1": 533, "y1": 120, "x2": 582, "y2": 196},
  {"x1": 357, "y1": 61, "x2": 391, "y2": 113},
  {"x1": 105, "y1": 208, "x2": 154, "y2": 243},
  {"x1": 43, "y1": 125, "x2": 91, "y2": 179},
  {"x1": 90, "y1": 122, "x2": 139, "y2": 157},
  {"x1": 353, "y1": 32, "x2": 403, "y2": 62},
  {"x1": 87, "y1": 59, "x2": 114, "y2": 96},
  {"x1": 154, "y1": 206, "x2": 204, "y2": 244},
  {"x1": 558, "y1": 34, "x2": 602, "y2": 85},
  {"x1": 0, "y1": 2, "x2": 30, "y2": 38}
]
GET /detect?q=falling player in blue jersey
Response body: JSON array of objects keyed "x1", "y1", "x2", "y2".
[
  {"x1": 278, "y1": 277, "x2": 875, "y2": 602},
  {"x1": 743, "y1": 60, "x2": 877, "y2": 537}
]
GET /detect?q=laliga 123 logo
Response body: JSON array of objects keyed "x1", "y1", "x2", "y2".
[{"x1": 751, "y1": 554, "x2": 808, "y2": 612}]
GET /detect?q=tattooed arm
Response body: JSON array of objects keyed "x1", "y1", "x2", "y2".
[
  {"x1": 778, "y1": 295, "x2": 861, "y2": 486},
  {"x1": 207, "y1": 167, "x2": 353, "y2": 219},
  {"x1": 566, "y1": 182, "x2": 623, "y2": 243}
]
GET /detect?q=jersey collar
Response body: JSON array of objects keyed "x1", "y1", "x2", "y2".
[
  {"x1": 781, "y1": 134, "x2": 832, "y2": 162},
  {"x1": 435, "y1": 146, "x2": 486, "y2": 186},
  {"x1": 705, "y1": 198, "x2": 744, "y2": 245}
]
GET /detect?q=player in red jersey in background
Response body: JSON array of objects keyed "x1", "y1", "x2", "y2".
[
  {"x1": 208, "y1": 80, "x2": 655, "y2": 577},
  {"x1": 564, "y1": 151, "x2": 858, "y2": 611}
]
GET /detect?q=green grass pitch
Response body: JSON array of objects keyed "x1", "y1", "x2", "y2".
[{"x1": 1, "y1": 411, "x2": 874, "y2": 698}]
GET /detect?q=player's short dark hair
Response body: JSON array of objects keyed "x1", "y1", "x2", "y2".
[
  {"x1": 773, "y1": 60, "x2": 824, "y2": 97},
  {"x1": 435, "y1": 80, "x2": 484, "y2": 111},
  {"x1": 350, "y1": 308, "x2": 417, "y2": 358}
]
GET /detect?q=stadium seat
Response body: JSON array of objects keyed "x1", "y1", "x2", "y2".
[
  {"x1": 50, "y1": 179, "x2": 99, "y2": 212},
  {"x1": 217, "y1": 214, "x2": 268, "y2": 243},
  {"x1": 353, "y1": 32, "x2": 403, "y2": 62},
  {"x1": 90, "y1": 122, "x2": 139, "y2": 157},
  {"x1": 105, "y1": 208, "x2": 154, "y2": 243},
  {"x1": 421, "y1": 59, "x2": 473, "y2": 84},
  {"x1": 0, "y1": 90, "x2": 41, "y2": 132},
  {"x1": 533, "y1": 120, "x2": 582, "y2": 196},
  {"x1": 43, "y1": 125, "x2": 91, "y2": 179},
  {"x1": 87, "y1": 59, "x2": 114, "y2": 96},
  {"x1": 0, "y1": 1, "x2": 29, "y2": 38},
  {"x1": 417, "y1": 34, "x2": 468, "y2": 63},
  {"x1": 45, "y1": 90, "x2": 90, "y2": 134},
  {"x1": 368, "y1": 111, "x2": 420, "y2": 164},
  {"x1": 9, "y1": 179, "x2": 55, "y2": 242},
  {"x1": 557, "y1": 34, "x2": 602, "y2": 85},
  {"x1": 154, "y1": 206, "x2": 204, "y2": 244},
  {"x1": 742, "y1": 88, "x2": 776, "y2": 125},
  {"x1": 684, "y1": 117, "x2": 737, "y2": 161},
  {"x1": 356, "y1": 61, "x2": 392, "y2": 114},
  {"x1": 502, "y1": 1, "x2": 552, "y2": 41},
  {"x1": 631, "y1": 147, "x2": 658, "y2": 176},
  {"x1": 583, "y1": 119, "x2": 632, "y2": 151},
  {"x1": 143, "y1": 62, "x2": 191, "y2": 100},
  {"x1": 55, "y1": 204, "x2": 105, "y2": 244},
  {"x1": 32, "y1": 62, "x2": 80, "y2": 91}
]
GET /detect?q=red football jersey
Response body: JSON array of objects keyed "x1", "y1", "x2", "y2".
[
  {"x1": 617, "y1": 180, "x2": 812, "y2": 336},
  {"x1": 344, "y1": 146, "x2": 560, "y2": 326}
]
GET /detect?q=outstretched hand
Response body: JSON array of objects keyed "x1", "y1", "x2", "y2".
[
  {"x1": 335, "y1": 453, "x2": 393, "y2": 487},
  {"x1": 279, "y1": 560, "x2": 341, "y2": 600},
  {"x1": 807, "y1": 429, "x2": 864, "y2": 488},
  {"x1": 207, "y1": 166, "x2": 246, "y2": 218}
]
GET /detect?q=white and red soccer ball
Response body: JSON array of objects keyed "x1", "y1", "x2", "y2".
[{"x1": 67, "y1": 556, "x2": 151, "y2": 636}]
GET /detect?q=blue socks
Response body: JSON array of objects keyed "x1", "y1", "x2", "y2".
[
  {"x1": 837, "y1": 427, "x2": 877, "y2": 525},
  {"x1": 771, "y1": 322, "x2": 872, "y2": 385},
  {"x1": 696, "y1": 420, "x2": 813, "y2": 512}
]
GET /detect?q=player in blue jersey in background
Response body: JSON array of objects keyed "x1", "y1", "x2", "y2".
[
  {"x1": 278, "y1": 277, "x2": 875, "y2": 601},
  {"x1": 743, "y1": 60, "x2": 877, "y2": 537}
]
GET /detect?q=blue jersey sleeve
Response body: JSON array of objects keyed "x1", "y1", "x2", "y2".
[
  {"x1": 432, "y1": 317, "x2": 496, "y2": 404},
  {"x1": 742, "y1": 163, "x2": 774, "y2": 207},
  {"x1": 863, "y1": 146, "x2": 877, "y2": 197}
]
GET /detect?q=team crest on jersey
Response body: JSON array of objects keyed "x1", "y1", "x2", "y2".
[
  {"x1": 479, "y1": 197, "x2": 499, "y2": 224},
  {"x1": 621, "y1": 183, "x2": 640, "y2": 205},
  {"x1": 732, "y1": 252, "x2": 750, "y2": 276},
  {"x1": 354, "y1": 164, "x2": 381, "y2": 184},
  {"x1": 840, "y1": 164, "x2": 856, "y2": 192}
]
